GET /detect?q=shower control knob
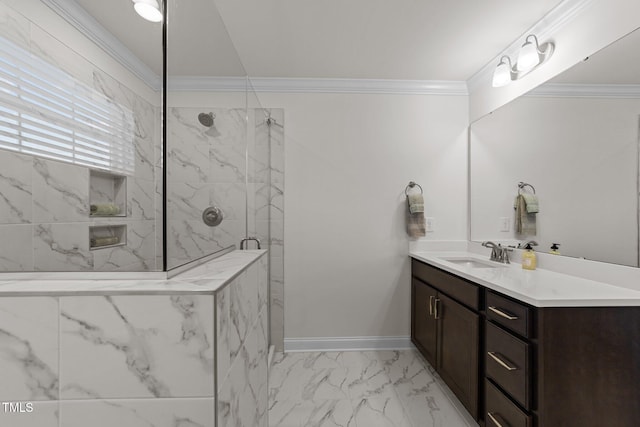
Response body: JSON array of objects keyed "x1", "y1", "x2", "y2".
[{"x1": 202, "y1": 206, "x2": 223, "y2": 227}]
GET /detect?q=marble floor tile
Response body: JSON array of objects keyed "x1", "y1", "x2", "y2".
[
  {"x1": 345, "y1": 364, "x2": 397, "y2": 401},
  {"x1": 352, "y1": 396, "x2": 413, "y2": 427},
  {"x1": 269, "y1": 350, "x2": 478, "y2": 427},
  {"x1": 269, "y1": 399, "x2": 356, "y2": 427}
]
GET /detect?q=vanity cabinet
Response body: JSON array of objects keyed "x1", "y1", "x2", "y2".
[
  {"x1": 411, "y1": 257, "x2": 640, "y2": 427},
  {"x1": 411, "y1": 260, "x2": 480, "y2": 419}
]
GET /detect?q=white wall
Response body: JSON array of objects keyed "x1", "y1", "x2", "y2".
[
  {"x1": 469, "y1": 0, "x2": 640, "y2": 121},
  {"x1": 251, "y1": 91, "x2": 468, "y2": 341},
  {"x1": 470, "y1": 95, "x2": 639, "y2": 266}
]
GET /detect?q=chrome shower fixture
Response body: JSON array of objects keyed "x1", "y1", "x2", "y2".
[{"x1": 198, "y1": 112, "x2": 216, "y2": 127}]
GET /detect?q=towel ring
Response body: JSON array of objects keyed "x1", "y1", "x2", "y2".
[
  {"x1": 518, "y1": 182, "x2": 536, "y2": 194},
  {"x1": 405, "y1": 181, "x2": 423, "y2": 196}
]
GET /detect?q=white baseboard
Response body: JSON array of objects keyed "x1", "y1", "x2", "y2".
[{"x1": 284, "y1": 336, "x2": 413, "y2": 352}]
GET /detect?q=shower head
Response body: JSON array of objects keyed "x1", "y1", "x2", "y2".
[{"x1": 198, "y1": 112, "x2": 215, "y2": 127}]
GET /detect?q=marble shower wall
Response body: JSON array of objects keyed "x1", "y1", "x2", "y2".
[
  {"x1": 166, "y1": 107, "x2": 247, "y2": 268},
  {"x1": 0, "y1": 1, "x2": 161, "y2": 272},
  {"x1": 166, "y1": 107, "x2": 285, "y2": 297}
]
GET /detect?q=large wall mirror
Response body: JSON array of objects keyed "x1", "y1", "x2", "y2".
[
  {"x1": 470, "y1": 27, "x2": 640, "y2": 267},
  {"x1": 0, "y1": 0, "x2": 162, "y2": 271}
]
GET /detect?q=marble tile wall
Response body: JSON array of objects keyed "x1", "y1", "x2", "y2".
[
  {"x1": 167, "y1": 106, "x2": 286, "y2": 352},
  {"x1": 0, "y1": 254, "x2": 269, "y2": 427},
  {"x1": 166, "y1": 107, "x2": 247, "y2": 269},
  {"x1": 0, "y1": 295, "x2": 215, "y2": 426},
  {"x1": 217, "y1": 256, "x2": 269, "y2": 427},
  {"x1": 0, "y1": 1, "x2": 160, "y2": 272}
]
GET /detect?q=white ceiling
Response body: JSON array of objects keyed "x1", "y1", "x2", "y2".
[
  {"x1": 212, "y1": 0, "x2": 565, "y2": 80},
  {"x1": 73, "y1": 0, "x2": 566, "y2": 81}
]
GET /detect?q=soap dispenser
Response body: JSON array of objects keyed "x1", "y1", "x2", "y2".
[
  {"x1": 550, "y1": 243, "x2": 561, "y2": 255},
  {"x1": 522, "y1": 243, "x2": 537, "y2": 270}
]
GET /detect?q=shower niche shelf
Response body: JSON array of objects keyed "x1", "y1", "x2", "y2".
[
  {"x1": 89, "y1": 224, "x2": 126, "y2": 250},
  {"x1": 89, "y1": 170, "x2": 126, "y2": 217}
]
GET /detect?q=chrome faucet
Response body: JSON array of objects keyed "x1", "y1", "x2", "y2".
[
  {"x1": 240, "y1": 237, "x2": 261, "y2": 250},
  {"x1": 482, "y1": 241, "x2": 512, "y2": 264},
  {"x1": 482, "y1": 241, "x2": 500, "y2": 261},
  {"x1": 518, "y1": 240, "x2": 539, "y2": 249}
]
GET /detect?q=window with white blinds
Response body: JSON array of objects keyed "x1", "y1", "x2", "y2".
[{"x1": 0, "y1": 35, "x2": 135, "y2": 175}]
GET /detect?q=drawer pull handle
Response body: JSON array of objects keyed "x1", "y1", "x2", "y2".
[
  {"x1": 487, "y1": 351, "x2": 518, "y2": 371},
  {"x1": 434, "y1": 298, "x2": 441, "y2": 320},
  {"x1": 487, "y1": 412, "x2": 506, "y2": 427},
  {"x1": 489, "y1": 306, "x2": 519, "y2": 320},
  {"x1": 429, "y1": 296, "x2": 434, "y2": 316}
]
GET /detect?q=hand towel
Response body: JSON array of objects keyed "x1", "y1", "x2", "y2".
[
  {"x1": 514, "y1": 195, "x2": 537, "y2": 236},
  {"x1": 407, "y1": 193, "x2": 424, "y2": 214},
  {"x1": 406, "y1": 198, "x2": 426, "y2": 238},
  {"x1": 90, "y1": 203, "x2": 121, "y2": 216},
  {"x1": 521, "y1": 193, "x2": 539, "y2": 214}
]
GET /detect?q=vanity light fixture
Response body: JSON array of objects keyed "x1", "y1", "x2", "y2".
[
  {"x1": 491, "y1": 34, "x2": 555, "y2": 87},
  {"x1": 132, "y1": 0, "x2": 163, "y2": 22},
  {"x1": 517, "y1": 35, "x2": 553, "y2": 72},
  {"x1": 492, "y1": 56, "x2": 516, "y2": 87}
]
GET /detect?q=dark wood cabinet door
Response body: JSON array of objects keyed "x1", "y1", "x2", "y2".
[
  {"x1": 411, "y1": 278, "x2": 438, "y2": 367},
  {"x1": 437, "y1": 293, "x2": 479, "y2": 419}
]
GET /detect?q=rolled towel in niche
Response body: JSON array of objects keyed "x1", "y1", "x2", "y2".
[
  {"x1": 90, "y1": 203, "x2": 121, "y2": 216},
  {"x1": 90, "y1": 236, "x2": 120, "y2": 248}
]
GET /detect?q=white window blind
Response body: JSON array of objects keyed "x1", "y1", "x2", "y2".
[{"x1": 0, "y1": 36, "x2": 135, "y2": 175}]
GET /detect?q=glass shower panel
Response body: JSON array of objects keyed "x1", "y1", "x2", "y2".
[
  {"x1": 247, "y1": 80, "x2": 285, "y2": 351},
  {"x1": 165, "y1": 0, "x2": 251, "y2": 270}
]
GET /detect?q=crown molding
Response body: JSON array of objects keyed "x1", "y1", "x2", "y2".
[
  {"x1": 467, "y1": 0, "x2": 595, "y2": 92},
  {"x1": 42, "y1": 0, "x2": 161, "y2": 91},
  {"x1": 170, "y1": 76, "x2": 468, "y2": 95},
  {"x1": 528, "y1": 83, "x2": 640, "y2": 98}
]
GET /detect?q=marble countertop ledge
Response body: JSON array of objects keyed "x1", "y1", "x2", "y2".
[
  {"x1": 411, "y1": 251, "x2": 640, "y2": 307},
  {"x1": 0, "y1": 250, "x2": 267, "y2": 296}
]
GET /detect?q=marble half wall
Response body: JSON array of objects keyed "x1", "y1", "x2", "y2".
[{"x1": 0, "y1": 254, "x2": 268, "y2": 427}]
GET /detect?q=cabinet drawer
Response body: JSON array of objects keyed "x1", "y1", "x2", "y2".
[
  {"x1": 411, "y1": 259, "x2": 479, "y2": 310},
  {"x1": 486, "y1": 380, "x2": 531, "y2": 427},
  {"x1": 487, "y1": 291, "x2": 532, "y2": 338},
  {"x1": 486, "y1": 321, "x2": 531, "y2": 409}
]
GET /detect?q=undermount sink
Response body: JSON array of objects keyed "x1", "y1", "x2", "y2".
[{"x1": 439, "y1": 257, "x2": 503, "y2": 269}]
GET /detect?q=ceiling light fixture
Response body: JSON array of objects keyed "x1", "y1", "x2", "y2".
[
  {"x1": 133, "y1": 0, "x2": 163, "y2": 23},
  {"x1": 492, "y1": 34, "x2": 555, "y2": 87}
]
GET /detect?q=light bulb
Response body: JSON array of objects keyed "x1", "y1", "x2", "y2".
[
  {"x1": 517, "y1": 38, "x2": 540, "y2": 72},
  {"x1": 492, "y1": 57, "x2": 512, "y2": 87},
  {"x1": 133, "y1": 0, "x2": 162, "y2": 22}
]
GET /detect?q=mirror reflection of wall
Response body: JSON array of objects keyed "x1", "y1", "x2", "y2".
[{"x1": 470, "y1": 28, "x2": 640, "y2": 267}]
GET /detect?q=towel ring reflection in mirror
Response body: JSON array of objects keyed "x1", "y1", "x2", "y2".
[
  {"x1": 518, "y1": 181, "x2": 536, "y2": 194},
  {"x1": 405, "y1": 181, "x2": 423, "y2": 196}
]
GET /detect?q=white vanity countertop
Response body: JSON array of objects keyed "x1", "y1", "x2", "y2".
[
  {"x1": 0, "y1": 250, "x2": 266, "y2": 296},
  {"x1": 410, "y1": 251, "x2": 640, "y2": 307}
]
